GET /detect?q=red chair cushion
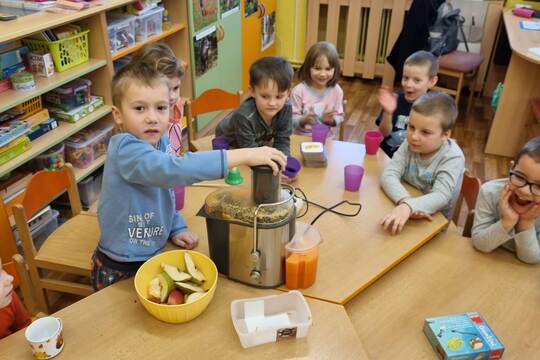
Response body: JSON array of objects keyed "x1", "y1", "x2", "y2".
[{"x1": 439, "y1": 51, "x2": 484, "y2": 73}]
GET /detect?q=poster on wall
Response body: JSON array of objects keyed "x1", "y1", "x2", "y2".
[
  {"x1": 194, "y1": 26, "x2": 218, "y2": 78},
  {"x1": 261, "y1": 11, "x2": 275, "y2": 51},
  {"x1": 193, "y1": 0, "x2": 218, "y2": 33},
  {"x1": 220, "y1": 0, "x2": 239, "y2": 19},
  {"x1": 244, "y1": 0, "x2": 259, "y2": 17}
]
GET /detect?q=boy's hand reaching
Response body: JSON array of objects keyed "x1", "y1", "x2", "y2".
[
  {"x1": 227, "y1": 147, "x2": 287, "y2": 175},
  {"x1": 378, "y1": 87, "x2": 398, "y2": 114},
  {"x1": 171, "y1": 231, "x2": 199, "y2": 250},
  {"x1": 300, "y1": 111, "x2": 316, "y2": 127},
  {"x1": 380, "y1": 203, "x2": 412, "y2": 235}
]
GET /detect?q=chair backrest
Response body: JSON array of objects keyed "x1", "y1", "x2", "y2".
[
  {"x1": 185, "y1": 88, "x2": 242, "y2": 151},
  {"x1": 13, "y1": 164, "x2": 82, "y2": 258},
  {"x1": 452, "y1": 169, "x2": 481, "y2": 237},
  {"x1": 4, "y1": 255, "x2": 40, "y2": 317}
]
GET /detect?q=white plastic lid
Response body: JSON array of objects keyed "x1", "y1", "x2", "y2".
[
  {"x1": 286, "y1": 222, "x2": 321, "y2": 253},
  {"x1": 301, "y1": 142, "x2": 324, "y2": 154}
]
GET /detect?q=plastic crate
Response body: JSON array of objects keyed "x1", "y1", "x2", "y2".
[
  {"x1": 107, "y1": 14, "x2": 136, "y2": 53},
  {"x1": 22, "y1": 30, "x2": 90, "y2": 72},
  {"x1": 134, "y1": 7, "x2": 164, "y2": 42},
  {"x1": 15, "y1": 95, "x2": 42, "y2": 117},
  {"x1": 14, "y1": 208, "x2": 60, "y2": 252},
  {"x1": 78, "y1": 172, "x2": 102, "y2": 208}
]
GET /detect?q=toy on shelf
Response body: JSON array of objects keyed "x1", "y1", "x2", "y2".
[
  {"x1": 107, "y1": 14, "x2": 136, "y2": 53},
  {"x1": 0, "y1": 120, "x2": 31, "y2": 148},
  {"x1": 28, "y1": 118, "x2": 59, "y2": 141},
  {"x1": 0, "y1": 136, "x2": 32, "y2": 166},
  {"x1": 65, "y1": 121, "x2": 114, "y2": 169},
  {"x1": 28, "y1": 51, "x2": 55, "y2": 78},
  {"x1": 43, "y1": 78, "x2": 92, "y2": 111},
  {"x1": 33, "y1": 143, "x2": 65, "y2": 171},
  {"x1": 48, "y1": 95, "x2": 103, "y2": 123},
  {"x1": 10, "y1": 72, "x2": 36, "y2": 91}
]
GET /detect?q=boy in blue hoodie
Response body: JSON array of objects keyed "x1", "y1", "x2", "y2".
[{"x1": 92, "y1": 61, "x2": 286, "y2": 290}]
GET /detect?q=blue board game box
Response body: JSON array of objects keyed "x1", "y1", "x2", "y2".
[{"x1": 424, "y1": 312, "x2": 504, "y2": 360}]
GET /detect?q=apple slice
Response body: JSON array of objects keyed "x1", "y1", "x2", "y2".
[
  {"x1": 185, "y1": 292, "x2": 206, "y2": 304},
  {"x1": 174, "y1": 281, "x2": 205, "y2": 294},
  {"x1": 167, "y1": 288, "x2": 185, "y2": 305},
  {"x1": 148, "y1": 276, "x2": 162, "y2": 303},
  {"x1": 156, "y1": 273, "x2": 174, "y2": 303},
  {"x1": 184, "y1": 253, "x2": 206, "y2": 285},
  {"x1": 161, "y1": 263, "x2": 191, "y2": 282}
]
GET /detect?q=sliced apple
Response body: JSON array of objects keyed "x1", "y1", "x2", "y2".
[
  {"x1": 184, "y1": 253, "x2": 206, "y2": 285},
  {"x1": 185, "y1": 292, "x2": 206, "y2": 304},
  {"x1": 148, "y1": 277, "x2": 162, "y2": 303},
  {"x1": 174, "y1": 281, "x2": 205, "y2": 294},
  {"x1": 161, "y1": 263, "x2": 191, "y2": 282},
  {"x1": 156, "y1": 273, "x2": 174, "y2": 303},
  {"x1": 167, "y1": 288, "x2": 185, "y2": 305}
]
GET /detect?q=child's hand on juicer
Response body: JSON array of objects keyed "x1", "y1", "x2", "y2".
[
  {"x1": 227, "y1": 147, "x2": 287, "y2": 175},
  {"x1": 171, "y1": 231, "x2": 199, "y2": 250}
]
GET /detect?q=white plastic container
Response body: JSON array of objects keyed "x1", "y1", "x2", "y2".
[
  {"x1": 78, "y1": 173, "x2": 102, "y2": 208},
  {"x1": 134, "y1": 7, "x2": 164, "y2": 41},
  {"x1": 230, "y1": 290, "x2": 312, "y2": 348},
  {"x1": 107, "y1": 14, "x2": 136, "y2": 53},
  {"x1": 14, "y1": 207, "x2": 59, "y2": 252}
]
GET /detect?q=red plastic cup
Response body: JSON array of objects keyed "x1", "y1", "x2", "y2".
[
  {"x1": 364, "y1": 130, "x2": 383, "y2": 155},
  {"x1": 174, "y1": 185, "x2": 185, "y2": 210},
  {"x1": 312, "y1": 124, "x2": 330, "y2": 144},
  {"x1": 344, "y1": 165, "x2": 364, "y2": 192}
]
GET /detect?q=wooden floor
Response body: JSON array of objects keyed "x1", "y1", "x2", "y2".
[{"x1": 338, "y1": 77, "x2": 511, "y2": 182}]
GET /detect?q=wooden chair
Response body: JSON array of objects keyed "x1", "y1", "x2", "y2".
[
  {"x1": 185, "y1": 88, "x2": 242, "y2": 152},
  {"x1": 13, "y1": 164, "x2": 99, "y2": 313},
  {"x1": 4, "y1": 254, "x2": 44, "y2": 317},
  {"x1": 338, "y1": 99, "x2": 348, "y2": 141},
  {"x1": 434, "y1": 51, "x2": 483, "y2": 113},
  {"x1": 452, "y1": 170, "x2": 482, "y2": 237}
]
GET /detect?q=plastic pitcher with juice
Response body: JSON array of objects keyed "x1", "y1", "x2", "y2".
[{"x1": 285, "y1": 222, "x2": 321, "y2": 289}]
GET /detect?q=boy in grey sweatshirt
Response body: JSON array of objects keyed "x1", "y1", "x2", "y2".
[
  {"x1": 472, "y1": 137, "x2": 540, "y2": 264},
  {"x1": 380, "y1": 92, "x2": 464, "y2": 235}
]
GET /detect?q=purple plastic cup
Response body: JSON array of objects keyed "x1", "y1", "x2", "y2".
[
  {"x1": 283, "y1": 155, "x2": 301, "y2": 178},
  {"x1": 174, "y1": 185, "x2": 185, "y2": 210},
  {"x1": 344, "y1": 165, "x2": 364, "y2": 192},
  {"x1": 212, "y1": 136, "x2": 229, "y2": 150},
  {"x1": 364, "y1": 130, "x2": 383, "y2": 155},
  {"x1": 312, "y1": 124, "x2": 330, "y2": 144}
]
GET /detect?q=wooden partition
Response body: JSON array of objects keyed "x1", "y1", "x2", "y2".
[{"x1": 307, "y1": 0, "x2": 503, "y2": 92}]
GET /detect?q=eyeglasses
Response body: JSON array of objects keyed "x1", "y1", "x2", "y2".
[{"x1": 509, "y1": 170, "x2": 540, "y2": 196}]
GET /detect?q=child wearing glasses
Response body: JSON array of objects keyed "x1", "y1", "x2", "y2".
[{"x1": 472, "y1": 137, "x2": 540, "y2": 263}]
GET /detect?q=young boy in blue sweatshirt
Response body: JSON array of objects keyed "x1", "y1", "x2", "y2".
[{"x1": 92, "y1": 61, "x2": 286, "y2": 290}]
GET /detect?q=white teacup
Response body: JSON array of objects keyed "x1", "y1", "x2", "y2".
[{"x1": 24, "y1": 316, "x2": 64, "y2": 359}]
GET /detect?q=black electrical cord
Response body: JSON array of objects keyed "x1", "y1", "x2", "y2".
[{"x1": 293, "y1": 187, "x2": 362, "y2": 225}]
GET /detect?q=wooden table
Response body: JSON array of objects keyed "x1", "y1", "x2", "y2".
[
  {"x1": 346, "y1": 225, "x2": 540, "y2": 359},
  {"x1": 181, "y1": 136, "x2": 448, "y2": 304},
  {"x1": 485, "y1": 9, "x2": 540, "y2": 157},
  {"x1": 0, "y1": 278, "x2": 368, "y2": 360}
]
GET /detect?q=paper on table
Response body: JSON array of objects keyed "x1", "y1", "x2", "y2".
[
  {"x1": 520, "y1": 21, "x2": 540, "y2": 31},
  {"x1": 528, "y1": 48, "x2": 540, "y2": 57},
  {"x1": 243, "y1": 300, "x2": 291, "y2": 333}
]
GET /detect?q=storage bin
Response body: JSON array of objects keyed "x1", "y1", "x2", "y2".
[
  {"x1": 33, "y1": 143, "x2": 65, "y2": 171},
  {"x1": 78, "y1": 173, "x2": 102, "y2": 208},
  {"x1": 22, "y1": 30, "x2": 90, "y2": 72},
  {"x1": 134, "y1": 7, "x2": 164, "y2": 42},
  {"x1": 43, "y1": 78, "x2": 92, "y2": 111},
  {"x1": 15, "y1": 95, "x2": 42, "y2": 117},
  {"x1": 14, "y1": 208, "x2": 59, "y2": 252},
  {"x1": 231, "y1": 290, "x2": 312, "y2": 348},
  {"x1": 107, "y1": 14, "x2": 136, "y2": 53},
  {"x1": 65, "y1": 122, "x2": 114, "y2": 168}
]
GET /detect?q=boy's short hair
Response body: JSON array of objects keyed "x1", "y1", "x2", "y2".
[
  {"x1": 404, "y1": 50, "x2": 439, "y2": 78},
  {"x1": 249, "y1": 56, "x2": 293, "y2": 92},
  {"x1": 130, "y1": 43, "x2": 185, "y2": 79},
  {"x1": 515, "y1": 137, "x2": 540, "y2": 165},
  {"x1": 298, "y1": 41, "x2": 341, "y2": 87},
  {"x1": 411, "y1": 92, "x2": 458, "y2": 131},
  {"x1": 112, "y1": 61, "x2": 167, "y2": 106}
]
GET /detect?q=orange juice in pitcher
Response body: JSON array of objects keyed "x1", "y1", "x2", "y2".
[{"x1": 285, "y1": 222, "x2": 321, "y2": 289}]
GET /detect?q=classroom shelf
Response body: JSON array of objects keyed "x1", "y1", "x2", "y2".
[
  {"x1": 0, "y1": 59, "x2": 107, "y2": 113},
  {"x1": 111, "y1": 23, "x2": 187, "y2": 61},
  {"x1": 73, "y1": 154, "x2": 107, "y2": 182},
  {"x1": 0, "y1": 105, "x2": 112, "y2": 178}
]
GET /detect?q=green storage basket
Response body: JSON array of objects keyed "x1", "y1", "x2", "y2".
[{"x1": 22, "y1": 30, "x2": 90, "y2": 72}]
